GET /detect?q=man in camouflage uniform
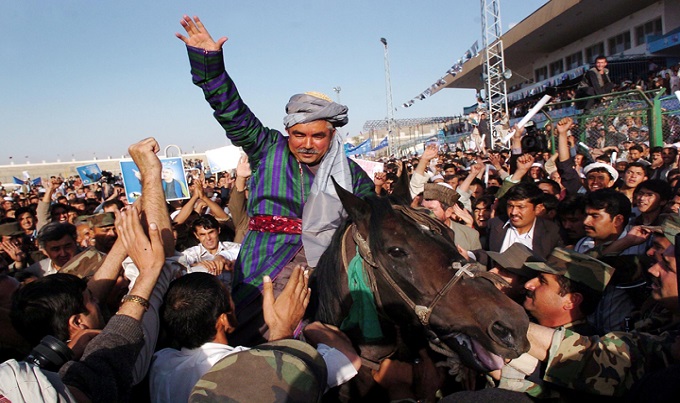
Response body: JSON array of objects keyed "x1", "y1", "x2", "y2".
[
  {"x1": 522, "y1": 216, "x2": 680, "y2": 397},
  {"x1": 498, "y1": 248, "x2": 615, "y2": 398}
]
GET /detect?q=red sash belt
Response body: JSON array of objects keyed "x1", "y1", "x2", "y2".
[{"x1": 249, "y1": 215, "x2": 303, "y2": 235}]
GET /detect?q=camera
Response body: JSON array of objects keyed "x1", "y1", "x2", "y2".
[
  {"x1": 521, "y1": 122, "x2": 548, "y2": 154},
  {"x1": 25, "y1": 335, "x2": 74, "y2": 371}
]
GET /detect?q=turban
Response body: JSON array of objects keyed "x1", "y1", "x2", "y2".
[{"x1": 283, "y1": 92, "x2": 349, "y2": 129}]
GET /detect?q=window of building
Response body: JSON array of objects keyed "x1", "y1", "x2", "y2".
[
  {"x1": 608, "y1": 31, "x2": 631, "y2": 55},
  {"x1": 635, "y1": 18, "x2": 663, "y2": 46},
  {"x1": 585, "y1": 42, "x2": 605, "y2": 64},
  {"x1": 549, "y1": 60, "x2": 564, "y2": 77},
  {"x1": 565, "y1": 51, "x2": 583, "y2": 70},
  {"x1": 535, "y1": 66, "x2": 548, "y2": 82}
]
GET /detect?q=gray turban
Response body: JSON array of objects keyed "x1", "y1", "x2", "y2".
[{"x1": 283, "y1": 92, "x2": 348, "y2": 129}]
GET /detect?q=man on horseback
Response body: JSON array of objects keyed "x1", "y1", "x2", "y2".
[{"x1": 177, "y1": 15, "x2": 375, "y2": 344}]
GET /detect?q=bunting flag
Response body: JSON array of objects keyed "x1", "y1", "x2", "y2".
[
  {"x1": 401, "y1": 42, "x2": 474, "y2": 108},
  {"x1": 372, "y1": 136, "x2": 389, "y2": 151},
  {"x1": 345, "y1": 138, "x2": 372, "y2": 156}
]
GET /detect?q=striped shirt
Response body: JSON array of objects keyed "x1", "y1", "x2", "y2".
[{"x1": 188, "y1": 46, "x2": 375, "y2": 305}]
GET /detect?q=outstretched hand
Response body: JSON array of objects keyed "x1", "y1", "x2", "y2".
[
  {"x1": 115, "y1": 205, "x2": 165, "y2": 274},
  {"x1": 176, "y1": 15, "x2": 228, "y2": 51},
  {"x1": 263, "y1": 265, "x2": 310, "y2": 341}
]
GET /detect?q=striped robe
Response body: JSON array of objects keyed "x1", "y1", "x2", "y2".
[{"x1": 188, "y1": 46, "x2": 375, "y2": 305}]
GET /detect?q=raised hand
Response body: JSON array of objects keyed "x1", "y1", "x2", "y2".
[
  {"x1": 128, "y1": 138, "x2": 162, "y2": 177},
  {"x1": 235, "y1": 155, "x2": 251, "y2": 179},
  {"x1": 115, "y1": 205, "x2": 165, "y2": 274},
  {"x1": 263, "y1": 265, "x2": 310, "y2": 341},
  {"x1": 516, "y1": 153, "x2": 536, "y2": 172},
  {"x1": 421, "y1": 144, "x2": 439, "y2": 162},
  {"x1": 176, "y1": 15, "x2": 228, "y2": 51},
  {"x1": 556, "y1": 117, "x2": 574, "y2": 136}
]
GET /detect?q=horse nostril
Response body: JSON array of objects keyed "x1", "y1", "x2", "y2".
[{"x1": 490, "y1": 321, "x2": 515, "y2": 348}]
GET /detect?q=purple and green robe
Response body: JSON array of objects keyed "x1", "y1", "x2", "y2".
[{"x1": 188, "y1": 46, "x2": 375, "y2": 306}]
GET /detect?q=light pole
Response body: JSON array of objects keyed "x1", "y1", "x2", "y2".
[
  {"x1": 380, "y1": 37, "x2": 398, "y2": 156},
  {"x1": 332, "y1": 86, "x2": 342, "y2": 103}
]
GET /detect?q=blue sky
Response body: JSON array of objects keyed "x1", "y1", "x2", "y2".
[{"x1": 1, "y1": 0, "x2": 546, "y2": 162}]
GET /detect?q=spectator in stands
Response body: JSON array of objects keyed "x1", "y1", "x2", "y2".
[{"x1": 577, "y1": 56, "x2": 614, "y2": 110}]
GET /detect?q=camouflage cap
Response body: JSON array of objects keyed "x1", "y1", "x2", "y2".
[
  {"x1": 487, "y1": 243, "x2": 542, "y2": 278},
  {"x1": 190, "y1": 339, "x2": 328, "y2": 403},
  {"x1": 0, "y1": 222, "x2": 24, "y2": 237},
  {"x1": 423, "y1": 183, "x2": 460, "y2": 208},
  {"x1": 90, "y1": 212, "x2": 115, "y2": 228},
  {"x1": 73, "y1": 215, "x2": 92, "y2": 227},
  {"x1": 523, "y1": 247, "x2": 615, "y2": 292},
  {"x1": 59, "y1": 247, "x2": 106, "y2": 278},
  {"x1": 642, "y1": 214, "x2": 680, "y2": 245}
]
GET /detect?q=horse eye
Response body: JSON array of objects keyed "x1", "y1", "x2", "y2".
[{"x1": 387, "y1": 247, "x2": 408, "y2": 258}]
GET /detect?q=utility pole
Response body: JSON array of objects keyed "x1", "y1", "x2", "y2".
[
  {"x1": 481, "y1": 0, "x2": 509, "y2": 148},
  {"x1": 332, "y1": 86, "x2": 342, "y2": 103},
  {"x1": 380, "y1": 37, "x2": 398, "y2": 156}
]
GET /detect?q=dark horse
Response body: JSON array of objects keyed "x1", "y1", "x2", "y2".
[{"x1": 312, "y1": 179, "x2": 530, "y2": 401}]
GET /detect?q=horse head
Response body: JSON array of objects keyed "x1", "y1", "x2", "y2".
[{"x1": 331, "y1": 178, "x2": 530, "y2": 372}]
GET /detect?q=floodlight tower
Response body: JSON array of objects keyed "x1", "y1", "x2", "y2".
[
  {"x1": 481, "y1": 0, "x2": 509, "y2": 147},
  {"x1": 380, "y1": 37, "x2": 398, "y2": 156}
]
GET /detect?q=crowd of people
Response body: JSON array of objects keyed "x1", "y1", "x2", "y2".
[{"x1": 1, "y1": 16, "x2": 680, "y2": 403}]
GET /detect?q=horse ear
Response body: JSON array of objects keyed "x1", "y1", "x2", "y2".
[
  {"x1": 388, "y1": 162, "x2": 413, "y2": 206},
  {"x1": 332, "y1": 176, "x2": 370, "y2": 223}
]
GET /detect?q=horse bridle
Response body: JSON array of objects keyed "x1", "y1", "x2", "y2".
[{"x1": 345, "y1": 209, "x2": 505, "y2": 328}]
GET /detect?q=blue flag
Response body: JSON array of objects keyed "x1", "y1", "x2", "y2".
[
  {"x1": 345, "y1": 138, "x2": 372, "y2": 156},
  {"x1": 12, "y1": 177, "x2": 24, "y2": 185},
  {"x1": 372, "y1": 136, "x2": 389, "y2": 151}
]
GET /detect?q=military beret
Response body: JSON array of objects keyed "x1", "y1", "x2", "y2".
[
  {"x1": 524, "y1": 247, "x2": 615, "y2": 292},
  {"x1": 90, "y1": 212, "x2": 115, "y2": 228},
  {"x1": 642, "y1": 214, "x2": 680, "y2": 245},
  {"x1": 487, "y1": 243, "x2": 542, "y2": 278},
  {"x1": 0, "y1": 222, "x2": 24, "y2": 237},
  {"x1": 190, "y1": 339, "x2": 327, "y2": 402}
]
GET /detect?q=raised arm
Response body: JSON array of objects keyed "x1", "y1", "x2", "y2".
[{"x1": 127, "y1": 138, "x2": 175, "y2": 257}]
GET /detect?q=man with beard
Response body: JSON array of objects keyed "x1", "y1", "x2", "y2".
[
  {"x1": 472, "y1": 195, "x2": 494, "y2": 247},
  {"x1": 556, "y1": 194, "x2": 587, "y2": 247}
]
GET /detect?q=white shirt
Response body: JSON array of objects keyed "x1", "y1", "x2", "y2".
[
  {"x1": 180, "y1": 242, "x2": 240, "y2": 269},
  {"x1": 500, "y1": 218, "x2": 536, "y2": 253},
  {"x1": 150, "y1": 342, "x2": 357, "y2": 403},
  {"x1": 150, "y1": 343, "x2": 248, "y2": 403}
]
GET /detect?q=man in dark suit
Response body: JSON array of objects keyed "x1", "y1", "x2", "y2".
[{"x1": 472, "y1": 182, "x2": 563, "y2": 265}]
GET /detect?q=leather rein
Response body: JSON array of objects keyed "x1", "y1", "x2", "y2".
[{"x1": 340, "y1": 205, "x2": 507, "y2": 328}]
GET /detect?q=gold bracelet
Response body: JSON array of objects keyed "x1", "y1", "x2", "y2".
[{"x1": 120, "y1": 294, "x2": 150, "y2": 311}]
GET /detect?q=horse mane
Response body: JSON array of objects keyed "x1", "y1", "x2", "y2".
[{"x1": 313, "y1": 194, "x2": 393, "y2": 325}]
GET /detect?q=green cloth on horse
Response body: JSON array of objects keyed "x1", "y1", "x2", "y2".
[{"x1": 340, "y1": 247, "x2": 384, "y2": 341}]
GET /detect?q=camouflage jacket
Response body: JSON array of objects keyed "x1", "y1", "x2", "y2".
[
  {"x1": 498, "y1": 320, "x2": 596, "y2": 399},
  {"x1": 543, "y1": 323, "x2": 680, "y2": 397}
]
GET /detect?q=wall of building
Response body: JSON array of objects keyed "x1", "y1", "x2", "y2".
[
  {"x1": 0, "y1": 154, "x2": 207, "y2": 184},
  {"x1": 531, "y1": 2, "x2": 665, "y2": 78}
]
